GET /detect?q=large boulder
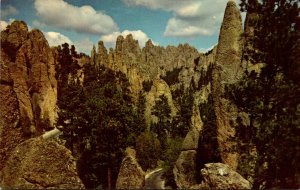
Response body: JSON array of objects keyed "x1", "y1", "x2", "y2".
[
  {"x1": 200, "y1": 163, "x2": 251, "y2": 189},
  {"x1": 116, "y1": 147, "x2": 145, "y2": 189},
  {"x1": 0, "y1": 138, "x2": 84, "y2": 189}
]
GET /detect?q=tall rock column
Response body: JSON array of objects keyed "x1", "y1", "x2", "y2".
[{"x1": 211, "y1": 0, "x2": 243, "y2": 170}]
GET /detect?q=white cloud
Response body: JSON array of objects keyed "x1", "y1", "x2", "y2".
[
  {"x1": 0, "y1": 19, "x2": 17, "y2": 31},
  {"x1": 34, "y1": 0, "x2": 119, "y2": 35},
  {"x1": 44, "y1": 31, "x2": 93, "y2": 54},
  {"x1": 1, "y1": 5, "x2": 18, "y2": 18},
  {"x1": 32, "y1": 20, "x2": 47, "y2": 28},
  {"x1": 74, "y1": 38, "x2": 94, "y2": 54},
  {"x1": 0, "y1": 20, "x2": 9, "y2": 31},
  {"x1": 44, "y1": 31, "x2": 73, "y2": 47},
  {"x1": 164, "y1": 17, "x2": 215, "y2": 37},
  {"x1": 122, "y1": 0, "x2": 241, "y2": 37},
  {"x1": 100, "y1": 30, "x2": 157, "y2": 48},
  {"x1": 199, "y1": 43, "x2": 217, "y2": 53},
  {"x1": 122, "y1": 0, "x2": 196, "y2": 12}
]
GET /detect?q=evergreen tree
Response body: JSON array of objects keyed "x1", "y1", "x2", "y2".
[
  {"x1": 57, "y1": 59, "x2": 144, "y2": 188},
  {"x1": 227, "y1": 0, "x2": 300, "y2": 188},
  {"x1": 151, "y1": 94, "x2": 171, "y2": 148}
]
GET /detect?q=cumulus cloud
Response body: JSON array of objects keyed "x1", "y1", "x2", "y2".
[
  {"x1": 44, "y1": 31, "x2": 93, "y2": 54},
  {"x1": 74, "y1": 38, "x2": 94, "y2": 54},
  {"x1": 44, "y1": 31, "x2": 73, "y2": 46},
  {"x1": 1, "y1": 5, "x2": 18, "y2": 18},
  {"x1": 0, "y1": 20, "x2": 9, "y2": 31},
  {"x1": 34, "y1": 0, "x2": 119, "y2": 35},
  {"x1": 122, "y1": 0, "x2": 237, "y2": 37},
  {"x1": 100, "y1": 30, "x2": 157, "y2": 48},
  {"x1": 122, "y1": 0, "x2": 195, "y2": 12},
  {"x1": 0, "y1": 19, "x2": 17, "y2": 31}
]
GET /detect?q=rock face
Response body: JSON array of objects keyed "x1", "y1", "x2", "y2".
[
  {"x1": 1, "y1": 20, "x2": 57, "y2": 136},
  {"x1": 174, "y1": 105, "x2": 203, "y2": 188},
  {"x1": 0, "y1": 138, "x2": 84, "y2": 189},
  {"x1": 0, "y1": 49, "x2": 23, "y2": 171},
  {"x1": 211, "y1": 0, "x2": 244, "y2": 170},
  {"x1": 173, "y1": 150, "x2": 198, "y2": 188},
  {"x1": 145, "y1": 78, "x2": 177, "y2": 127},
  {"x1": 0, "y1": 21, "x2": 82, "y2": 189},
  {"x1": 0, "y1": 20, "x2": 57, "y2": 171},
  {"x1": 116, "y1": 147, "x2": 145, "y2": 189},
  {"x1": 200, "y1": 163, "x2": 251, "y2": 189}
]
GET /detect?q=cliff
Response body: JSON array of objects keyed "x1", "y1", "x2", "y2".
[{"x1": 0, "y1": 21, "x2": 83, "y2": 188}]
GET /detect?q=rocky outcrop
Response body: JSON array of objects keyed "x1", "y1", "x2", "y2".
[
  {"x1": 0, "y1": 21, "x2": 83, "y2": 189},
  {"x1": 116, "y1": 147, "x2": 145, "y2": 189},
  {"x1": 173, "y1": 150, "x2": 198, "y2": 188},
  {"x1": 0, "y1": 49, "x2": 23, "y2": 171},
  {"x1": 145, "y1": 78, "x2": 177, "y2": 127},
  {"x1": 92, "y1": 35, "x2": 201, "y2": 101},
  {"x1": 211, "y1": 0, "x2": 244, "y2": 170},
  {"x1": 0, "y1": 20, "x2": 57, "y2": 171},
  {"x1": 173, "y1": 105, "x2": 203, "y2": 188},
  {"x1": 199, "y1": 163, "x2": 251, "y2": 189},
  {"x1": 0, "y1": 138, "x2": 84, "y2": 189},
  {"x1": 1, "y1": 20, "x2": 57, "y2": 136}
]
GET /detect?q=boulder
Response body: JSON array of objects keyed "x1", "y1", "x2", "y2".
[
  {"x1": 116, "y1": 147, "x2": 145, "y2": 189},
  {"x1": 200, "y1": 163, "x2": 251, "y2": 189},
  {"x1": 0, "y1": 138, "x2": 84, "y2": 189}
]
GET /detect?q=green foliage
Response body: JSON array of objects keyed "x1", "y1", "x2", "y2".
[
  {"x1": 142, "y1": 80, "x2": 153, "y2": 92},
  {"x1": 57, "y1": 60, "x2": 144, "y2": 188},
  {"x1": 227, "y1": 0, "x2": 300, "y2": 188},
  {"x1": 171, "y1": 88, "x2": 193, "y2": 138},
  {"x1": 149, "y1": 93, "x2": 191, "y2": 187},
  {"x1": 198, "y1": 63, "x2": 213, "y2": 89},
  {"x1": 196, "y1": 94, "x2": 221, "y2": 174},
  {"x1": 161, "y1": 137, "x2": 184, "y2": 188},
  {"x1": 150, "y1": 95, "x2": 172, "y2": 148},
  {"x1": 161, "y1": 67, "x2": 182, "y2": 86},
  {"x1": 135, "y1": 131, "x2": 162, "y2": 170}
]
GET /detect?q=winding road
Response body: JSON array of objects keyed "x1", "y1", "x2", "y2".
[{"x1": 145, "y1": 168, "x2": 165, "y2": 189}]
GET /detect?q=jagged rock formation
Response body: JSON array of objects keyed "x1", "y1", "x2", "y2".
[
  {"x1": 145, "y1": 78, "x2": 177, "y2": 127},
  {"x1": 0, "y1": 50, "x2": 23, "y2": 171},
  {"x1": 0, "y1": 20, "x2": 57, "y2": 171},
  {"x1": 199, "y1": 163, "x2": 251, "y2": 189},
  {"x1": 0, "y1": 21, "x2": 82, "y2": 189},
  {"x1": 0, "y1": 137, "x2": 84, "y2": 189},
  {"x1": 92, "y1": 34, "x2": 201, "y2": 126},
  {"x1": 211, "y1": 0, "x2": 244, "y2": 170},
  {"x1": 116, "y1": 147, "x2": 145, "y2": 189},
  {"x1": 1, "y1": 20, "x2": 57, "y2": 136}
]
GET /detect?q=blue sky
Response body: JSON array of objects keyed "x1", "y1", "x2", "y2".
[{"x1": 1, "y1": 0, "x2": 244, "y2": 54}]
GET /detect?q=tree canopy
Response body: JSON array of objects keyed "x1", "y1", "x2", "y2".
[{"x1": 227, "y1": 0, "x2": 300, "y2": 188}]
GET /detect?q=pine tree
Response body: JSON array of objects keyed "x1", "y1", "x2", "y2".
[{"x1": 227, "y1": 0, "x2": 300, "y2": 188}]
